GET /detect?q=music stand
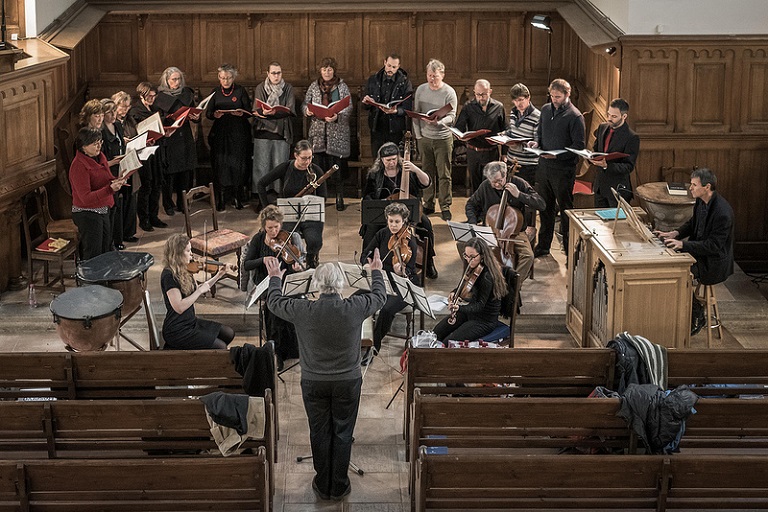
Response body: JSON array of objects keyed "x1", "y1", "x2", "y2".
[
  {"x1": 361, "y1": 198, "x2": 421, "y2": 225},
  {"x1": 447, "y1": 220, "x2": 498, "y2": 247},
  {"x1": 389, "y1": 273, "x2": 435, "y2": 320},
  {"x1": 338, "y1": 262, "x2": 396, "y2": 296},
  {"x1": 282, "y1": 269, "x2": 317, "y2": 296},
  {"x1": 277, "y1": 196, "x2": 325, "y2": 224}
]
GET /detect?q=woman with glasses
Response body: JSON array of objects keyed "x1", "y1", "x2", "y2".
[
  {"x1": 126, "y1": 82, "x2": 166, "y2": 233},
  {"x1": 69, "y1": 128, "x2": 126, "y2": 260},
  {"x1": 205, "y1": 63, "x2": 253, "y2": 211},
  {"x1": 100, "y1": 98, "x2": 130, "y2": 251},
  {"x1": 432, "y1": 236, "x2": 507, "y2": 343},
  {"x1": 256, "y1": 140, "x2": 327, "y2": 268}
]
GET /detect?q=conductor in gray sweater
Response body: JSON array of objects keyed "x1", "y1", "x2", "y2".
[{"x1": 266, "y1": 251, "x2": 386, "y2": 501}]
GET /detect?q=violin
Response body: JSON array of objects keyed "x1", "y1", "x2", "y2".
[
  {"x1": 388, "y1": 224, "x2": 413, "y2": 276},
  {"x1": 485, "y1": 158, "x2": 524, "y2": 264},
  {"x1": 447, "y1": 262, "x2": 484, "y2": 325},
  {"x1": 268, "y1": 230, "x2": 306, "y2": 270},
  {"x1": 186, "y1": 259, "x2": 236, "y2": 274}
]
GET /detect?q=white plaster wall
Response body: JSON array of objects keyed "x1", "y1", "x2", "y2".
[
  {"x1": 29, "y1": 0, "x2": 76, "y2": 37},
  {"x1": 590, "y1": 0, "x2": 768, "y2": 35}
]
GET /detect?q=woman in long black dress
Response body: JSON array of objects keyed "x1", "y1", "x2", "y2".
[
  {"x1": 433, "y1": 236, "x2": 507, "y2": 343},
  {"x1": 99, "y1": 98, "x2": 127, "y2": 250},
  {"x1": 161, "y1": 233, "x2": 235, "y2": 350},
  {"x1": 206, "y1": 63, "x2": 253, "y2": 211},
  {"x1": 242, "y1": 205, "x2": 304, "y2": 369},
  {"x1": 156, "y1": 66, "x2": 198, "y2": 216}
]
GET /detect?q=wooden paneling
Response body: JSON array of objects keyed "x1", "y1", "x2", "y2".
[
  {"x1": 740, "y1": 48, "x2": 768, "y2": 131},
  {"x1": 309, "y1": 17, "x2": 362, "y2": 81},
  {"x1": 416, "y1": 15, "x2": 470, "y2": 81},
  {"x1": 143, "y1": 15, "x2": 195, "y2": 82},
  {"x1": 198, "y1": 15, "x2": 252, "y2": 82},
  {"x1": 253, "y1": 15, "x2": 309, "y2": 82},
  {"x1": 95, "y1": 16, "x2": 140, "y2": 82},
  {"x1": 362, "y1": 15, "x2": 415, "y2": 77}
]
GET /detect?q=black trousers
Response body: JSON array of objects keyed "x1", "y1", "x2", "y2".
[
  {"x1": 162, "y1": 171, "x2": 191, "y2": 211},
  {"x1": 313, "y1": 153, "x2": 344, "y2": 198},
  {"x1": 466, "y1": 148, "x2": 498, "y2": 194},
  {"x1": 301, "y1": 377, "x2": 362, "y2": 498},
  {"x1": 535, "y1": 161, "x2": 575, "y2": 253},
  {"x1": 137, "y1": 160, "x2": 162, "y2": 225},
  {"x1": 373, "y1": 294, "x2": 408, "y2": 351},
  {"x1": 284, "y1": 220, "x2": 323, "y2": 266},
  {"x1": 72, "y1": 210, "x2": 112, "y2": 261},
  {"x1": 433, "y1": 311, "x2": 498, "y2": 343}
]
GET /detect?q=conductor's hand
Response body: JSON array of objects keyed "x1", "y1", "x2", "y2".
[
  {"x1": 265, "y1": 256, "x2": 285, "y2": 279},
  {"x1": 368, "y1": 248, "x2": 383, "y2": 271}
]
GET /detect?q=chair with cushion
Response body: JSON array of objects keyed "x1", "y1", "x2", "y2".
[
  {"x1": 21, "y1": 189, "x2": 79, "y2": 291},
  {"x1": 182, "y1": 183, "x2": 250, "y2": 296}
]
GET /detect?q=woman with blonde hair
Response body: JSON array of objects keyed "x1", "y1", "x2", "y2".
[
  {"x1": 161, "y1": 233, "x2": 235, "y2": 349},
  {"x1": 78, "y1": 99, "x2": 105, "y2": 130}
]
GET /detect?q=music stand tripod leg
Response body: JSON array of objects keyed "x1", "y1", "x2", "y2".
[
  {"x1": 386, "y1": 380, "x2": 404, "y2": 410},
  {"x1": 295, "y1": 437, "x2": 365, "y2": 475}
]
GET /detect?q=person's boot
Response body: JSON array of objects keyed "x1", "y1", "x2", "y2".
[
  {"x1": 336, "y1": 192, "x2": 346, "y2": 211},
  {"x1": 216, "y1": 189, "x2": 225, "y2": 212},
  {"x1": 426, "y1": 259, "x2": 438, "y2": 279}
]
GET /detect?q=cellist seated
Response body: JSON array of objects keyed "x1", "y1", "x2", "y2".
[
  {"x1": 465, "y1": 161, "x2": 545, "y2": 285},
  {"x1": 359, "y1": 202, "x2": 419, "y2": 361},
  {"x1": 361, "y1": 142, "x2": 438, "y2": 279}
]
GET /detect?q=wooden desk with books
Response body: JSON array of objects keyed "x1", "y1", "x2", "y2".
[{"x1": 566, "y1": 208, "x2": 695, "y2": 349}]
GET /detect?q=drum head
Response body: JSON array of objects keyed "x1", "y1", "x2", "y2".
[
  {"x1": 50, "y1": 285, "x2": 124, "y2": 320},
  {"x1": 77, "y1": 251, "x2": 154, "y2": 282}
]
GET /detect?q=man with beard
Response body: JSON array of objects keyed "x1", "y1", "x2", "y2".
[
  {"x1": 363, "y1": 53, "x2": 414, "y2": 157},
  {"x1": 454, "y1": 79, "x2": 507, "y2": 193},
  {"x1": 588, "y1": 98, "x2": 640, "y2": 208}
]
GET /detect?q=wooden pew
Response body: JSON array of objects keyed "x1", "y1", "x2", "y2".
[
  {"x1": 0, "y1": 393, "x2": 276, "y2": 496},
  {"x1": 413, "y1": 449, "x2": 768, "y2": 511},
  {"x1": 667, "y1": 349, "x2": 768, "y2": 397},
  {"x1": 2, "y1": 453, "x2": 270, "y2": 511}
]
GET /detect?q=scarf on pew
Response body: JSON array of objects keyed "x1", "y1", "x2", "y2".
[{"x1": 619, "y1": 332, "x2": 668, "y2": 391}]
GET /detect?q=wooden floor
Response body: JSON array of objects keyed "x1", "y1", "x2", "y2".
[{"x1": 2, "y1": 195, "x2": 768, "y2": 511}]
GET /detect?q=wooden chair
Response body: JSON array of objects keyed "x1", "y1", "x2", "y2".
[
  {"x1": 695, "y1": 282, "x2": 723, "y2": 348},
  {"x1": 573, "y1": 164, "x2": 597, "y2": 209},
  {"x1": 182, "y1": 183, "x2": 249, "y2": 295},
  {"x1": 21, "y1": 189, "x2": 78, "y2": 291}
]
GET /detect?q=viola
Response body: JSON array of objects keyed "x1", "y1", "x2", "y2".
[
  {"x1": 447, "y1": 262, "x2": 484, "y2": 325},
  {"x1": 268, "y1": 230, "x2": 306, "y2": 270},
  {"x1": 388, "y1": 225, "x2": 413, "y2": 276},
  {"x1": 485, "y1": 158, "x2": 524, "y2": 263}
]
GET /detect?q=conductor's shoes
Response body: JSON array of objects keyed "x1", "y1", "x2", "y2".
[
  {"x1": 426, "y1": 262, "x2": 439, "y2": 279},
  {"x1": 312, "y1": 479, "x2": 330, "y2": 501},
  {"x1": 331, "y1": 485, "x2": 352, "y2": 501}
]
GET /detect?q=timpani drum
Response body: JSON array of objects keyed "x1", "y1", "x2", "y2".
[
  {"x1": 50, "y1": 285, "x2": 123, "y2": 351},
  {"x1": 76, "y1": 251, "x2": 154, "y2": 316}
]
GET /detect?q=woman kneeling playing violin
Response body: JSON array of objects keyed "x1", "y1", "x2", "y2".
[
  {"x1": 161, "y1": 234, "x2": 236, "y2": 349},
  {"x1": 433, "y1": 236, "x2": 507, "y2": 343},
  {"x1": 243, "y1": 205, "x2": 304, "y2": 369},
  {"x1": 360, "y1": 202, "x2": 419, "y2": 359}
]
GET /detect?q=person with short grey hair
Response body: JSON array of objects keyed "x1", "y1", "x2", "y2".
[{"x1": 266, "y1": 251, "x2": 386, "y2": 501}]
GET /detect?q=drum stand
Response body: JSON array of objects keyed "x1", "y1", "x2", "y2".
[{"x1": 115, "y1": 284, "x2": 152, "y2": 351}]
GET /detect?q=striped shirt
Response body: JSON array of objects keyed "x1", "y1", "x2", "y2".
[{"x1": 505, "y1": 104, "x2": 541, "y2": 168}]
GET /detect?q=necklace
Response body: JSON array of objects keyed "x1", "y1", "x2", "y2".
[{"x1": 221, "y1": 85, "x2": 234, "y2": 97}]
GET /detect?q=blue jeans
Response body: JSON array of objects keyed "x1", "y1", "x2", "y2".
[
  {"x1": 252, "y1": 138, "x2": 290, "y2": 193},
  {"x1": 301, "y1": 377, "x2": 362, "y2": 498}
]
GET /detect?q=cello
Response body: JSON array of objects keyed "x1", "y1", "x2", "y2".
[
  {"x1": 485, "y1": 158, "x2": 524, "y2": 264},
  {"x1": 387, "y1": 132, "x2": 415, "y2": 202}
]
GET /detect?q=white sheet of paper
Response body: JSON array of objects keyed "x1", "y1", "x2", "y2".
[
  {"x1": 138, "y1": 146, "x2": 160, "y2": 161},
  {"x1": 245, "y1": 276, "x2": 270, "y2": 309},
  {"x1": 126, "y1": 132, "x2": 148, "y2": 153},
  {"x1": 118, "y1": 149, "x2": 142, "y2": 177},
  {"x1": 136, "y1": 112, "x2": 164, "y2": 136}
]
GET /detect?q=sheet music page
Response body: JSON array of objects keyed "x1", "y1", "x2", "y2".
[
  {"x1": 245, "y1": 276, "x2": 270, "y2": 308},
  {"x1": 282, "y1": 268, "x2": 317, "y2": 296},
  {"x1": 197, "y1": 91, "x2": 215, "y2": 110},
  {"x1": 136, "y1": 112, "x2": 164, "y2": 136},
  {"x1": 126, "y1": 132, "x2": 148, "y2": 153},
  {"x1": 118, "y1": 149, "x2": 142, "y2": 177},
  {"x1": 338, "y1": 262, "x2": 371, "y2": 291},
  {"x1": 389, "y1": 273, "x2": 412, "y2": 303},
  {"x1": 277, "y1": 195, "x2": 326, "y2": 223},
  {"x1": 137, "y1": 146, "x2": 160, "y2": 161}
]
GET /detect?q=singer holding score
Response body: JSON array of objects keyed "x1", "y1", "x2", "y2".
[
  {"x1": 160, "y1": 234, "x2": 236, "y2": 350},
  {"x1": 360, "y1": 202, "x2": 418, "y2": 358},
  {"x1": 266, "y1": 251, "x2": 386, "y2": 501},
  {"x1": 432, "y1": 237, "x2": 507, "y2": 343}
]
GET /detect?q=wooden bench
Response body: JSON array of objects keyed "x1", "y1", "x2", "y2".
[
  {"x1": 0, "y1": 394, "x2": 276, "y2": 496},
  {"x1": 0, "y1": 349, "x2": 280, "y2": 438},
  {"x1": 413, "y1": 449, "x2": 768, "y2": 511},
  {"x1": 1, "y1": 453, "x2": 270, "y2": 511}
]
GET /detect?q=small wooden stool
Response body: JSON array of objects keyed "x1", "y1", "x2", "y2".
[{"x1": 695, "y1": 283, "x2": 723, "y2": 348}]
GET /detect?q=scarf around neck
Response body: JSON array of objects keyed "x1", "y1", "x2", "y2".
[
  {"x1": 318, "y1": 76, "x2": 340, "y2": 105},
  {"x1": 264, "y1": 78, "x2": 285, "y2": 106}
]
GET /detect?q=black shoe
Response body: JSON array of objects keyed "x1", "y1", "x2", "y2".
[
  {"x1": 533, "y1": 247, "x2": 550, "y2": 258},
  {"x1": 331, "y1": 484, "x2": 352, "y2": 501},
  {"x1": 336, "y1": 196, "x2": 346, "y2": 211},
  {"x1": 150, "y1": 219, "x2": 168, "y2": 228},
  {"x1": 216, "y1": 201, "x2": 225, "y2": 212},
  {"x1": 276, "y1": 355, "x2": 285, "y2": 372},
  {"x1": 441, "y1": 210, "x2": 452, "y2": 221},
  {"x1": 426, "y1": 261, "x2": 438, "y2": 280},
  {"x1": 124, "y1": 236, "x2": 139, "y2": 243},
  {"x1": 140, "y1": 222, "x2": 154, "y2": 232},
  {"x1": 232, "y1": 198, "x2": 244, "y2": 210},
  {"x1": 115, "y1": 243, "x2": 125, "y2": 251},
  {"x1": 164, "y1": 206, "x2": 175, "y2": 216},
  {"x1": 423, "y1": 206, "x2": 435, "y2": 215},
  {"x1": 691, "y1": 316, "x2": 705, "y2": 336},
  {"x1": 312, "y1": 478, "x2": 330, "y2": 501}
]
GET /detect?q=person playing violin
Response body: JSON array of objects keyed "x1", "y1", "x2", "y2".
[
  {"x1": 465, "y1": 161, "x2": 545, "y2": 285},
  {"x1": 160, "y1": 233, "x2": 235, "y2": 350},
  {"x1": 361, "y1": 142, "x2": 438, "y2": 279},
  {"x1": 242, "y1": 205, "x2": 304, "y2": 369},
  {"x1": 360, "y1": 202, "x2": 419, "y2": 359},
  {"x1": 256, "y1": 140, "x2": 327, "y2": 268},
  {"x1": 432, "y1": 237, "x2": 507, "y2": 343}
]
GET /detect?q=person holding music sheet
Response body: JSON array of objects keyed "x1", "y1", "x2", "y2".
[
  {"x1": 363, "y1": 52, "x2": 414, "y2": 156},
  {"x1": 433, "y1": 237, "x2": 507, "y2": 343},
  {"x1": 465, "y1": 161, "x2": 545, "y2": 285},
  {"x1": 110, "y1": 91, "x2": 138, "y2": 244},
  {"x1": 99, "y1": 99, "x2": 128, "y2": 251},
  {"x1": 303, "y1": 57, "x2": 352, "y2": 212},
  {"x1": 361, "y1": 142, "x2": 438, "y2": 279},
  {"x1": 266, "y1": 252, "x2": 386, "y2": 501},
  {"x1": 251, "y1": 62, "x2": 296, "y2": 207},
  {"x1": 588, "y1": 98, "x2": 640, "y2": 208},
  {"x1": 359, "y1": 202, "x2": 419, "y2": 359},
  {"x1": 156, "y1": 66, "x2": 198, "y2": 217},
  {"x1": 161, "y1": 233, "x2": 236, "y2": 350},
  {"x1": 527, "y1": 78, "x2": 585, "y2": 259},
  {"x1": 126, "y1": 82, "x2": 167, "y2": 233},
  {"x1": 256, "y1": 140, "x2": 327, "y2": 268},
  {"x1": 206, "y1": 63, "x2": 253, "y2": 211},
  {"x1": 413, "y1": 59, "x2": 458, "y2": 220},
  {"x1": 242, "y1": 205, "x2": 303, "y2": 370},
  {"x1": 454, "y1": 79, "x2": 506, "y2": 193},
  {"x1": 69, "y1": 128, "x2": 126, "y2": 260}
]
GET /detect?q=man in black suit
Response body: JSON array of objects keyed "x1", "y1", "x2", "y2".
[
  {"x1": 588, "y1": 98, "x2": 640, "y2": 207},
  {"x1": 655, "y1": 168, "x2": 734, "y2": 334}
]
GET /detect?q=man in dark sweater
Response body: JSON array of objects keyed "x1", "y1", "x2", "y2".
[
  {"x1": 527, "y1": 78, "x2": 585, "y2": 258},
  {"x1": 266, "y1": 252, "x2": 386, "y2": 501},
  {"x1": 362, "y1": 53, "x2": 414, "y2": 156},
  {"x1": 466, "y1": 161, "x2": 546, "y2": 284}
]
